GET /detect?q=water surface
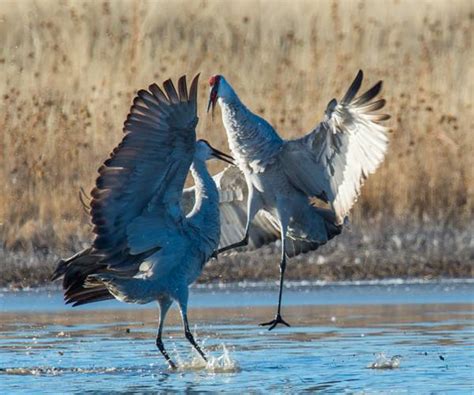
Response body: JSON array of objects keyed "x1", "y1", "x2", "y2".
[{"x1": 1, "y1": 281, "x2": 473, "y2": 393}]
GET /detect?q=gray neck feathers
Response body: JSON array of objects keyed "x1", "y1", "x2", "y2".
[
  {"x1": 188, "y1": 159, "x2": 220, "y2": 250},
  {"x1": 219, "y1": 93, "x2": 283, "y2": 172}
]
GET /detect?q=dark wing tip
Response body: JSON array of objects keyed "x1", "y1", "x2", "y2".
[
  {"x1": 341, "y1": 70, "x2": 364, "y2": 104},
  {"x1": 377, "y1": 114, "x2": 391, "y2": 121},
  {"x1": 136, "y1": 89, "x2": 149, "y2": 99},
  {"x1": 325, "y1": 98, "x2": 338, "y2": 118},
  {"x1": 353, "y1": 80, "x2": 383, "y2": 106},
  {"x1": 148, "y1": 83, "x2": 168, "y2": 103},
  {"x1": 177, "y1": 75, "x2": 188, "y2": 102},
  {"x1": 372, "y1": 80, "x2": 383, "y2": 96},
  {"x1": 50, "y1": 260, "x2": 66, "y2": 281},
  {"x1": 189, "y1": 73, "x2": 200, "y2": 103},
  {"x1": 163, "y1": 78, "x2": 179, "y2": 103}
]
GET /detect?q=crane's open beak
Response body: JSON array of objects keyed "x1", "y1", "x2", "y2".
[
  {"x1": 207, "y1": 84, "x2": 218, "y2": 117},
  {"x1": 211, "y1": 147, "x2": 234, "y2": 165}
]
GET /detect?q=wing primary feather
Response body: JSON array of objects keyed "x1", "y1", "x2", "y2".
[
  {"x1": 148, "y1": 83, "x2": 169, "y2": 103},
  {"x1": 356, "y1": 99, "x2": 386, "y2": 112},
  {"x1": 189, "y1": 73, "x2": 200, "y2": 104},
  {"x1": 341, "y1": 70, "x2": 363, "y2": 104},
  {"x1": 325, "y1": 98, "x2": 338, "y2": 118},
  {"x1": 79, "y1": 187, "x2": 91, "y2": 213},
  {"x1": 178, "y1": 75, "x2": 188, "y2": 102},
  {"x1": 369, "y1": 113, "x2": 391, "y2": 122},
  {"x1": 163, "y1": 79, "x2": 179, "y2": 103},
  {"x1": 352, "y1": 81, "x2": 383, "y2": 105}
]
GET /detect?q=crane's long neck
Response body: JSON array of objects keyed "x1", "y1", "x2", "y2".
[
  {"x1": 218, "y1": 91, "x2": 283, "y2": 173},
  {"x1": 188, "y1": 159, "x2": 220, "y2": 253}
]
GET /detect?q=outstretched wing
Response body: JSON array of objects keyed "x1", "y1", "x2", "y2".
[
  {"x1": 52, "y1": 75, "x2": 200, "y2": 305},
  {"x1": 89, "y1": 74, "x2": 200, "y2": 271},
  {"x1": 281, "y1": 70, "x2": 390, "y2": 223},
  {"x1": 182, "y1": 165, "x2": 324, "y2": 257}
]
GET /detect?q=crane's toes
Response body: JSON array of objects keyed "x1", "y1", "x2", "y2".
[
  {"x1": 259, "y1": 314, "x2": 291, "y2": 331},
  {"x1": 167, "y1": 360, "x2": 177, "y2": 370}
]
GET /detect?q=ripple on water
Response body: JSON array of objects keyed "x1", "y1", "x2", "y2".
[
  {"x1": 0, "y1": 366, "x2": 120, "y2": 376},
  {"x1": 1, "y1": 285, "x2": 473, "y2": 393}
]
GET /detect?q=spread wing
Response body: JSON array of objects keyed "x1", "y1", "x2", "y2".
[
  {"x1": 281, "y1": 70, "x2": 390, "y2": 224},
  {"x1": 89, "y1": 74, "x2": 200, "y2": 272},
  {"x1": 182, "y1": 165, "x2": 323, "y2": 257}
]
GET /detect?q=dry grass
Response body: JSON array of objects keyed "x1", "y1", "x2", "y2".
[{"x1": 0, "y1": 0, "x2": 473, "y2": 261}]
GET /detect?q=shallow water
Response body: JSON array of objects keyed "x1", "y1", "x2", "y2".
[{"x1": 1, "y1": 281, "x2": 473, "y2": 393}]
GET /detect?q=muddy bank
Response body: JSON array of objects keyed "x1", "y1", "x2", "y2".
[{"x1": 1, "y1": 221, "x2": 472, "y2": 289}]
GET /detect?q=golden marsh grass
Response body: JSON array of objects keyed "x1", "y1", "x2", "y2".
[{"x1": 0, "y1": 0, "x2": 472, "y2": 261}]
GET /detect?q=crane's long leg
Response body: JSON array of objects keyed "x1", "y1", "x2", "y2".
[
  {"x1": 260, "y1": 210, "x2": 291, "y2": 330},
  {"x1": 178, "y1": 295, "x2": 207, "y2": 362},
  {"x1": 156, "y1": 297, "x2": 176, "y2": 369},
  {"x1": 217, "y1": 185, "x2": 261, "y2": 254},
  {"x1": 217, "y1": 227, "x2": 249, "y2": 254}
]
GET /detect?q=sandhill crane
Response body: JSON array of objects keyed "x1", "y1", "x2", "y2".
[
  {"x1": 51, "y1": 74, "x2": 234, "y2": 369},
  {"x1": 207, "y1": 70, "x2": 390, "y2": 330}
]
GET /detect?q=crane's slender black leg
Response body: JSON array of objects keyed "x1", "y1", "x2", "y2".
[
  {"x1": 216, "y1": 186, "x2": 261, "y2": 255},
  {"x1": 156, "y1": 298, "x2": 176, "y2": 370},
  {"x1": 260, "y1": 254, "x2": 291, "y2": 330},
  {"x1": 179, "y1": 298, "x2": 207, "y2": 362},
  {"x1": 184, "y1": 316, "x2": 207, "y2": 362},
  {"x1": 260, "y1": 212, "x2": 291, "y2": 330},
  {"x1": 217, "y1": 233, "x2": 249, "y2": 254}
]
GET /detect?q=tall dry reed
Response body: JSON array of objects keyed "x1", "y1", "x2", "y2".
[{"x1": 0, "y1": 0, "x2": 472, "y2": 255}]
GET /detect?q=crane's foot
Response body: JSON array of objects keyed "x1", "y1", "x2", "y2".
[
  {"x1": 259, "y1": 314, "x2": 291, "y2": 331},
  {"x1": 156, "y1": 338, "x2": 177, "y2": 370}
]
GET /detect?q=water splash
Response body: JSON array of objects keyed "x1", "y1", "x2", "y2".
[
  {"x1": 176, "y1": 344, "x2": 240, "y2": 373},
  {"x1": 367, "y1": 353, "x2": 402, "y2": 369}
]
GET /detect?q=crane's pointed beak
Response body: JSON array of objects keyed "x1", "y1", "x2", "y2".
[
  {"x1": 207, "y1": 85, "x2": 218, "y2": 118},
  {"x1": 211, "y1": 147, "x2": 234, "y2": 165}
]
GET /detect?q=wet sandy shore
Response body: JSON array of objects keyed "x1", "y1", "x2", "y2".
[{"x1": 1, "y1": 221, "x2": 472, "y2": 289}]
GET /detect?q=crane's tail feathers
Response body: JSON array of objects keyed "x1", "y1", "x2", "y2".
[
  {"x1": 67, "y1": 287, "x2": 113, "y2": 307},
  {"x1": 53, "y1": 245, "x2": 162, "y2": 307},
  {"x1": 50, "y1": 248, "x2": 94, "y2": 281},
  {"x1": 51, "y1": 248, "x2": 114, "y2": 306},
  {"x1": 286, "y1": 208, "x2": 343, "y2": 257}
]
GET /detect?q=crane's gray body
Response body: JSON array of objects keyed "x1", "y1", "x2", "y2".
[
  {"x1": 212, "y1": 71, "x2": 389, "y2": 328},
  {"x1": 105, "y1": 159, "x2": 220, "y2": 306},
  {"x1": 52, "y1": 75, "x2": 228, "y2": 367},
  {"x1": 219, "y1": 96, "x2": 340, "y2": 250}
]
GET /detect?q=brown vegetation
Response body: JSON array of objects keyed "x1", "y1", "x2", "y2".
[{"x1": 0, "y1": 0, "x2": 472, "y2": 285}]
